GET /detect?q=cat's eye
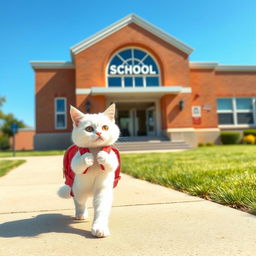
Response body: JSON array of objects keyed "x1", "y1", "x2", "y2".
[
  {"x1": 102, "y1": 125, "x2": 109, "y2": 131},
  {"x1": 85, "y1": 126, "x2": 94, "y2": 132}
]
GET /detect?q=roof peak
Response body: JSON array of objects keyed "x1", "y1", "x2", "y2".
[{"x1": 70, "y1": 14, "x2": 193, "y2": 57}]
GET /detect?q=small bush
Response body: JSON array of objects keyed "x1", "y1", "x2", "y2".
[
  {"x1": 205, "y1": 142, "x2": 215, "y2": 146},
  {"x1": 244, "y1": 129, "x2": 256, "y2": 137},
  {"x1": 243, "y1": 135, "x2": 256, "y2": 144},
  {"x1": 0, "y1": 134, "x2": 10, "y2": 150},
  {"x1": 198, "y1": 143, "x2": 205, "y2": 147},
  {"x1": 220, "y1": 131, "x2": 241, "y2": 145}
]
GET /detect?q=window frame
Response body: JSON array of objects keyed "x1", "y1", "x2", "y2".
[
  {"x1": 106, "y1": 47, "x2": 161, "y2": 88},
  {"x1": 54, "y1": 97, "x2": 67, "y2": 130},
  {"x1": 217, "y1": 97, "x2": 256, "y2": 127}
]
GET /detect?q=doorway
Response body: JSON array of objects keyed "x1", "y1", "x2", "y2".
[{"x1": 116, "y1": 102, "x2": 156, "y2": 137}]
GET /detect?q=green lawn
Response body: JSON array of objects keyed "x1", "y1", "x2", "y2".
[
  {"x1": 121, "y1": 145, "x2": 256, "y2": 215},
  {"x1": 0, "y1": 150, "x2": 64, "y2": 158},
  {"x1": 0, "y1": 160, "x2": 26, "y2": 177}
]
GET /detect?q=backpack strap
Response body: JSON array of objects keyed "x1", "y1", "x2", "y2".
[
  {"x1": 102, "y1": 146, "x2": 121, "y2": 188},
  {"x1": 78, "y1": 147, "x2": 90, "y2": 174}
]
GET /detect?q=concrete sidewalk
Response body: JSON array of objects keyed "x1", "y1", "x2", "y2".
[{"x1": 0, "y1": 156, "x2": 256, "y2": 256}]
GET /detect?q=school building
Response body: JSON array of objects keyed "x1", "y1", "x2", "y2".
[{"x1": 29, "y1": 14, "x2": 256, "y2": 150}]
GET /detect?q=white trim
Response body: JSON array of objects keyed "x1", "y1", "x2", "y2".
[
  {"x1": 166, "y1": 128, "x2": 195, "y2": 132},
  {"x1": 218, "y1": 125, "x2": 256, "y2": 129},
  {"x1": 75, "y1": 86, "x2": 191, "y2": 96},
  {"x1": 76, "y1": 88, "x2": 91, "y2": 95},
  {"x1": 55, "y1": 97, "x2": 67, "y2": 130},
  {"x1": 166, "y1": 128, "x2": 221, "y2": 132},
  {"x1": 189, "y1": 63, "x2": 256, "y2": 72},
  {"x1": 30, "y1": 61, "x2": 75, "y2": 69},
  {"x1": 189, "y1": 62, "x2": 218, "y2": 69},
  {"x1": 216, "y1": 65, "x2": 256, "y2": 72},
  {"x1": 70, "y1": 14, "x2": 193, "y2": 56},
  {"x1": 194, "y1": 128, "x2": 220, "y2": 132},
  {"x1": 181, "y1": 87, "x2": 192, "y2": 93}
]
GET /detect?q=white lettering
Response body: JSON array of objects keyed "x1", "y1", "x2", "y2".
[
  {"x1": 149, "y1": 65, "x2": 156, "y2": 75},
  {"x1": 117, "y1": 65, "x2": 124, "y2": 75},
  {"x1": 141, "y1": 65, "x2": 149, "y2": 75},
  {"x1": 109, "y1": 65, "x2": 156, "y2": 75},
  {"x1": 110, "y1": 65, "x2": 117, "y2": 75},
  {"x1": 133, "y1": 65, "x2": 141, "y2": 74},
  {"x1": 124, "y1": 65, "x2": 133, "y2": 75}
]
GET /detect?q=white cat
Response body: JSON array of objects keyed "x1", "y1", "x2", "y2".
[{"x1": 57, "y1": 104, "x2": 121, "y2": 238}]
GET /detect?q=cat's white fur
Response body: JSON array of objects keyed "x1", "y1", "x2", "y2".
[{"x1": 57, "y1": 104, "x2": 120, "y2": 238}]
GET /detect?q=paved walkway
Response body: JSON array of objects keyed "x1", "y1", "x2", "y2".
[{"x1": 0, "y1": 156, "x2": 256, "y2": 256}]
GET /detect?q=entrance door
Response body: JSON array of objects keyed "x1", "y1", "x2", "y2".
[
  {"x1": 146, "y1": 107, "x2": 156, "y2": 136},
  {"x1": 118, "y1": 110, "x2": 133, "y2": 137},
  {"x1": 116, "y1": 102, "x2": 156, "y2": 137}
]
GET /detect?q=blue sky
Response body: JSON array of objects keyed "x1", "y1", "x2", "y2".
[{"x1": 0, "y1": 0, "x2": 255, "y2": 127}]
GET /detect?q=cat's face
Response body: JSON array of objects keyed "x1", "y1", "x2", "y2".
[{"x1": 70, "y1": 104, "x2": 120, "y2": 148}]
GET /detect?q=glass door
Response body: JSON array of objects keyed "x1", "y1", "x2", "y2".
[
  {"x1": 117, "y1": 110, "x2": 133, "y2": 137},
  {"x1": 146, "y1": 107, "x2": 156, "y2": 136}
]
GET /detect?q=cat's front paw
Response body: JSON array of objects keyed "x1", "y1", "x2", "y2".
[
  {"x1": 96, "y1": 151, "x2": 109, "y2": 165},
  {"x1": 82, "y1": 153, "x2": 94, "y2": 167},
  {"x1": 91, "y1": 224, "x2": 110, "y2": 238}
]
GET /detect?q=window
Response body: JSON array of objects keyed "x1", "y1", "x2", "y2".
[
  {"x1": 217, "y1": 98, "x2": 255, "y2": 126},
  {"x1": 107, "y1": 48, "x2": 160, "y2": 87},
  {"x1": 55, "y1": 98, "x2": 67, "y2": 129}
]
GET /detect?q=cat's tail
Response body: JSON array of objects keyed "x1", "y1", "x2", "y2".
[{"x1": 57, "y1": 185, "x2": 72, "y2": 199}]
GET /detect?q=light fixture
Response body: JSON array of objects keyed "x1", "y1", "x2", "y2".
[
  {"x1": 85, "y1": 101, "x2": 91, "y2": 113},
  {"x1": 179, "y1": 99, "x2": 185, "y2": 110}
]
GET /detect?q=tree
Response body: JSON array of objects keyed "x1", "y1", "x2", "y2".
[
  {"x1": 1, "y1": 113, "x2": 26, "y2": 136},
  {"x1": 0, "y1": 96, "x2": 26, "y2": 150}
]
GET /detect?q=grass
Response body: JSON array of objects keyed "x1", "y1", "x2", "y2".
[
  {"x1": 121, "y1": 145, "x2": 256, "y2": 215},
  {"x1": 0, "y1": 150, "x2": 64, "y2": 158},
  {"x1": 0, "y1": 160, "x2": 26, "y2": 177}
]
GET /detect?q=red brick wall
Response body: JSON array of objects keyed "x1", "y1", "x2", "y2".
[
  {"x1": 74, "y1": 23, "x2": 191, "y2": 129},
  {"x1": 215, "y1": 71, "x2": 256, "y2": 97},
  {"x1": 160, "y1": 93, "x2": 193, "y2": 129},
  {"x1": 190, "y1": 69, "x2": 218, "y2": 128},
  {"x1": 75, "y1": 23, "x2": 190, "y2": 89},
  {"x1": 34, "y1": 22, "x2": 256, "y2": 134},
  {"x1": 14, "y1": 130, "x2": 35, "y2": 150},
  {"x1": 35, "y1": 69, "x2": 76, "y2": 133}
]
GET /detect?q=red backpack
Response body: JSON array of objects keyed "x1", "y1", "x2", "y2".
[{"x1": 63, "y1": 145, "x2": 121, "y2": 197}]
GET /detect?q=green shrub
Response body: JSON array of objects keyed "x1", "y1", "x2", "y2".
[
  {"x1": 198, "y1": 143, "x2": 205, "y2": 147},
  {"x1": 220, "y1": 131, "x2": 241, "y2": 145},
  {"x1": 0, "y1": 134, "x2": 10, "y2": 150},
  {"x1": 244, "y1": 129, "x2": 256, "y2": 137},
  {"x1": 205, "y1": 142, "x2": 215, "y2": 146}
]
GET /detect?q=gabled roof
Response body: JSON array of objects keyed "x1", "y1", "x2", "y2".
[{"x1": 70, "y1": 14, "x2": 194, "y2": 57}]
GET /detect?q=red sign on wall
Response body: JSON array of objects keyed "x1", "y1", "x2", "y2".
[{"x1": 192, "y1": 117, "x2": 201, "y2": 125}]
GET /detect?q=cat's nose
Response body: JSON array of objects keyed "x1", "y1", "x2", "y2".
[{"x1": 96, "y1": 132, "x2": 102, "y2": 137}]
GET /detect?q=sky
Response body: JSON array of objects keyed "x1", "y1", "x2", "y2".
[{"x1": 0, "y1": 0, "x2": 255, "y2": 128}]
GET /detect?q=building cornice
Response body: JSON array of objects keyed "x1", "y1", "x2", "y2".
[
  {"x1": 76, "y1": 86, "x2": 192, "y2": 97},
  {"x1": 189, "y1": 62, "x2": 256, "y2": 72},
  {"x1": 30, "y1": 61, "x2": 75, "y2": 69},
  {"x1": 70, "y1": 14, "x2": 193, "y2": 57},
  {"x1": 215, "y1": 65, "x2": 256, "y2": 72},
  {"x1": 189, "y1": 62, "x2": 218, "y2": 69}
]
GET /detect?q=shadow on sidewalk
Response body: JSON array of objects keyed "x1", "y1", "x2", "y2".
[{"x1": 0, "y1": 213, "x2": 95, "y2": 239}]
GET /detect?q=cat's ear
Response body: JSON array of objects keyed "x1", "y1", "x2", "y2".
[
  {"x1": 103, "y1": 103, "x2": 116, "y2": 122},
  {"x1": 70, "y1": 105, "x2": 84, "y2": 127}
]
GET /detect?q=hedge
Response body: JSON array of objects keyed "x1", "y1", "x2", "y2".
[
  {"x1": 220, "y1": 131, "x2": 241, "y2": 144},
  {"x1": 244, "y1": 129, "x2": 256, "y2": 137}
]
